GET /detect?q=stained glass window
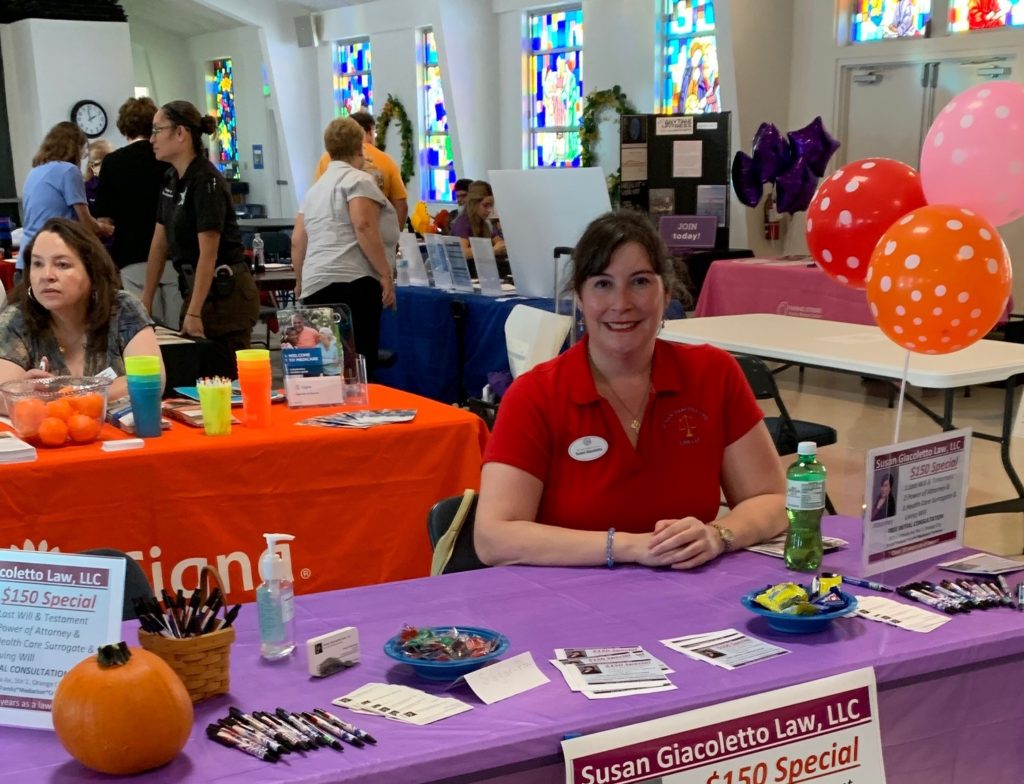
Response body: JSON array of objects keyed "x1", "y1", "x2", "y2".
[
  {"x1": 206, "y1": 58, "x2": 239, "y2": 180},
  {"x1": 528, "y1": 6, "x2": 583, "y2": 168},
  {"x1": 661, "y1": 1, "x2": 720, "y2": 115},
  {"x1": 420, "y1": 28, "x2": 455, "y2": 201},
  {"x1": 333, "y1": 38, "x2": 372, "y2": 117},
  {"x1": 851, "y1": 0, "x2": 932, "y2": 41},
  {"x1": 949, "y1": 0, "x2": 1024, "y2": 32}
]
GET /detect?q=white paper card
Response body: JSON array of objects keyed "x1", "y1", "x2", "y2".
[
  {"x1": 620, "y1": 144, "x2": 648, "y2": 182},
  {"x1": 398, "y1": 232, "x2": 430, "y2": 287},
  {"x1": 938, "y1": 553, "x2": 1024, "y2": 575},
  {"x1": 672, "y1": 140, "x2": 703, "y2": 177},
  {"x1": 460, "y1": 651, "x2": 549, "y2": 704},
  {"x1": 0, "y1": 550, "x2": 126, "y2": 729},
  {"x1": 469, "y1": 237, "x2": 503, "y2": 297}
]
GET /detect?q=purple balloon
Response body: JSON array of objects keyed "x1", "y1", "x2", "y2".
[
  {"x1": 775, "y1": 158, "x2": 817, "y2": 214},
  {"x1": 787, "y1": 116, "x2": 840, "y2": 178},
  {"x1": 751, "y1": 122, "x2": 792, "y2": 184},
  {"x1": 731, "y1": 151, "x2": 763, "y2": 208}
]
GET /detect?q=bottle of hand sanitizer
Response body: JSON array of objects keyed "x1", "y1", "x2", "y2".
[{"x1": 257, "y1": 533, "x2": 296, "y2": 660}]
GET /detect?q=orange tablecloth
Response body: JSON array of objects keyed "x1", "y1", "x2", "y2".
[{"x1": 0, "y1": 385, "x2": 486, "y2": 603}]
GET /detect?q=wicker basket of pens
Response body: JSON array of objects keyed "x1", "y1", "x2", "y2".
[{"x1": 136, "y1": 565, "x2": 237, "y2": 703}]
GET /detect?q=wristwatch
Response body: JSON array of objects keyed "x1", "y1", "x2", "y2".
[{"x1": 709, "y1": 522, "x2": 735, "y2": 553}]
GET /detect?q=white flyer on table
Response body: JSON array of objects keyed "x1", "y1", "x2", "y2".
[
  {"x1": 0, "y1": 550, "x2": 125, "y2": 729},
  {"x1": 423, "y1": 234, "x2": 454, "y2": 290},
  {"x1": 862, "y1": 429, "x2": 970, "y2": 576},
  {"x1": 460, "y1": 651, "x2": 549, "y2": 704},
  {"x1": 469, "y1": 237, "x2": 503, "y2": 297},
  {"x1": 438, "y1": 236, "x2": 475, "y2": 293},
  {"x1": 562, "y1": 668, "x2": 886, "y2": 784},
  {"x1": 398, "y1": 232, "x2": 430, "y2": 286}
]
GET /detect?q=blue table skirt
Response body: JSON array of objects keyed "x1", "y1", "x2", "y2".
[{"x1": 377, "y1": 286, "x2": 556, "y2": 403}]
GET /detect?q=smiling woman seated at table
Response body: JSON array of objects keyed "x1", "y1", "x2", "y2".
[
  {"x1": 0, "y1": 218, "x2": 164, "y2": 407},
  {"x1": 475, "y1": 210, "x2": 786, "y2": 569}
]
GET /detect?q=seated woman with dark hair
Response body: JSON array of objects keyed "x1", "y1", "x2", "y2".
[
  {"x1": 450, "y1": 181, "x2": 506, "y2": 259},
  {"x1": 474, "y1": 210, "x2": 786, "y2": 569},
  {"x1": 0, "y1": 218, "x2": 164, "y2": 407}
]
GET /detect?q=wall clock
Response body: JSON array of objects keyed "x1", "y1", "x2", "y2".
[{"x1": 70, "y1": 100, "x2": 108, "y2": 138}]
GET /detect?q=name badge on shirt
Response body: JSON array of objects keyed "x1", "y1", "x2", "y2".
[{"x1": 568, "y1": 436, "x2": 608, "y2": 462}]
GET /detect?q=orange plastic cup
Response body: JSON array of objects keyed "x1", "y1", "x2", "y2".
[{"x1": 235, "y1": 350, "x2": 272, "y2": 428}]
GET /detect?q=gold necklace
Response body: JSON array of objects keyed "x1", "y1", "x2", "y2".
[{"x1": 591, "y1": 363, "x2": 653, "y2": 432}]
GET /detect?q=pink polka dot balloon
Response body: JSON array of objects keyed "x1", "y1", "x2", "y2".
[
  {"x1": 921, "y1": 81, "x2": 1024, "y2": 227},
  {"x1": 866, "y1": 205, "x2": 1011, "y2": 355},
  {"x1": 805, "y1": 158, "x2": 926, "y2": 290}
]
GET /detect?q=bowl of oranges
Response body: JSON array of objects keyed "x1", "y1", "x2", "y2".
[{"x1": 1, "y1": 376, "x2": 111, "y2": 447}]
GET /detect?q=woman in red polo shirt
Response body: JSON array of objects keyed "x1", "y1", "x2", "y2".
[{"x1": 476, "y1": 210, "x2": 786, "y2": 570}]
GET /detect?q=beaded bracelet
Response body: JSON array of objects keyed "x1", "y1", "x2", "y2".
[{"x1": 605, "y1": 527, "x2": 616, "y2": 569}]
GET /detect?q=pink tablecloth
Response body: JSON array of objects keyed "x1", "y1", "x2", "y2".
[{"x1": 695, "y1": 258, "x2": 874, "y2": 324}]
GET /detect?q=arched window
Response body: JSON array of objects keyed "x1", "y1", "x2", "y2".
[
  {"x1": 661, "y1": 0, "x2": 720, "y2": 115},
  {"x1": 333, "y1": 38, "x2": 372, "y2": 117},
  {"x1": 528, "y1": 6, "x2": 583, "y2": 167},
  {"x1": 206, "y1": 58, "x2": 239, "y2": 179}
]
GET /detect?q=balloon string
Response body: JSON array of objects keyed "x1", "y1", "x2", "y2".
[{"x1": 893, "y1": 350, "x2": 910, "y2": 444}]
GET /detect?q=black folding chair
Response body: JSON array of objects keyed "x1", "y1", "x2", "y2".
[
  {"x1": 427, "y1": 493, "x2": 488, "y2": 575},
  {"x1": 733, "y1": 354, "x2": 838, "y2": 514}
]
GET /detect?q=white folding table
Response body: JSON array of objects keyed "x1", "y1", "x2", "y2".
[{"x1": 661, "y1": 314, "x2": 1024, "y2": 517}]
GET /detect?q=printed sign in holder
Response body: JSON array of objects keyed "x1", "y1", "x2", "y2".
[{"x1": 0, "y1": 550, "x2": 125, "y2": 729}]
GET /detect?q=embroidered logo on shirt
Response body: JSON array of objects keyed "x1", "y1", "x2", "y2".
[
  {"x1": 568, "y1": 436, "x2": 609, "y2": 462},
  {"x1": 663, "y1": 407, "x2": 708, "y2": 446},
  {"x1": 177, "y1": 187, "x2": 188, "y2": 206}
]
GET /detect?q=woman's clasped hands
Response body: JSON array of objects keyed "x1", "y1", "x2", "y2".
[{"x1": 634, "y1": 517, "x2": 725, "y2": 569}]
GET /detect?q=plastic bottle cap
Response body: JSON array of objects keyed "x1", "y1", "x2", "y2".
[
  {"x1": 797, "y1": 441, "x2": 817, "y2": 455},
  {"x1": 124, "y1": 355, "x2": 162, "y2": 375}
]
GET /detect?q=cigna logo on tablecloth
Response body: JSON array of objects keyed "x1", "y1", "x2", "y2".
[{"x1": 5, "y1": 539, "x2": 295, "y2": 596}]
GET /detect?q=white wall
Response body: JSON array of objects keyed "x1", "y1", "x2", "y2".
[
  {"x1": 127, "y1": 20, "x2": 197, "y2": 106},
  {"x1": 1, "y1": 19, "x2": 134, "y2": 196}
]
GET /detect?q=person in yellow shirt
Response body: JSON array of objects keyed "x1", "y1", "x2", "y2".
[{"x1": 315, "y1": 111, "x2": 408, "y2": 230}]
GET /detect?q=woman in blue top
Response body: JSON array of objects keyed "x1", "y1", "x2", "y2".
[{"x1": 17, "y1": 122, "x2": 112, "y2": 273}]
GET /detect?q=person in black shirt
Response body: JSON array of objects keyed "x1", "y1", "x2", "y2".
[
  {"x1": 93, "y1": 97, "x2": 180, "y2": 326},
  {"x1": 142, "y1": 100, "x2": 258, "y2": 377}
]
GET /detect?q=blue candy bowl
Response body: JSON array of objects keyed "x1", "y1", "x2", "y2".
[
  {"x1": 383, "y1": 626, "x2": 509, "y2": 681},
  {"x1": 741, "y1": 589, "x2": 858, "y2": 634}
]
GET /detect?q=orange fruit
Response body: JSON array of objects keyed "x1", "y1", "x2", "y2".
[
  {"x1": 37, "y1": 416, "x2": 69, "y2": 447},
  {"x1": 45, "y1": 399, "x2": 74, "y2": 422},
  {"x1": 12, "y1": 398, "x2": 47, "y2": 437},
  {"x1": 67, "y1": 414, "x2": 101, "y2": 444},
  {"x1": 73, "y1": 393, "x2": 104, "y2": 419}
]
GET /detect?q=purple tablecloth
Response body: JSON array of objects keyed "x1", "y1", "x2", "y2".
[
  {"x1": 694, "y1": 259, "x2": 875, "y2": 324},
  {"x1": 4, "y1": 516, "x2": 1024, "y2": 783}
]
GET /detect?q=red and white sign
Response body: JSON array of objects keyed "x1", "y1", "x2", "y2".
[{"x1": 562, "y1": 668, "x2": 885, "y2": 784}]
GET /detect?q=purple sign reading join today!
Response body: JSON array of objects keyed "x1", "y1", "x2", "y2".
[{"x1": 659, "y1": 215, "x2": 717, "y2": 249}]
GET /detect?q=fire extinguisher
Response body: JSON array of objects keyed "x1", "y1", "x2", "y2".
[{"x1": 764, "y1": 187, "x2": 781, "y2": 242}]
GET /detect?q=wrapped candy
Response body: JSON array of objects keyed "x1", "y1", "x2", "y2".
[{"x1": 397, "y1": 626, "x2": 500, "y2": 661}]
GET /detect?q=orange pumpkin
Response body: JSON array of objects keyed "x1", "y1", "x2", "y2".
[{"x1": 52, "y1": 642, "x2": 193, "y2": 775}]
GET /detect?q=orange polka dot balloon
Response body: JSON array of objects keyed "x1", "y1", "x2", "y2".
[{"x1": 866, "y1": 205, "x2": 1011, "y2": 354}]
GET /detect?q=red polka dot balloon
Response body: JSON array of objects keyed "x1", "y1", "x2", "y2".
[
  {"x1": 866, "y1": 205, "x2": 1011, "y2": 355},
  {"x1": 805, "y1": 158, "x2": 927, "y2": 289}
]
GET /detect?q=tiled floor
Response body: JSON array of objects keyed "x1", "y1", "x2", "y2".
[{"x1": 763, "y1": 364, "x2": 1024, "y2": 560}]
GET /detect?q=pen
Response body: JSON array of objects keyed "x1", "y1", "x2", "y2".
[
  {"x1": 206, "y1": 725, "x2": 279, "y2": 762},
  {"x1": 1016, "y1": 582, "x2": 1023, "y2": 611},
  {"x1": 314, "y1": 707, "x2": 378, "y2": 744},
  {"x1": 302, "y1": 711, "x2": 364, "y2": 747},
  {"x1": 841, "y1": 575, "x2": 893, "y2": 593}
]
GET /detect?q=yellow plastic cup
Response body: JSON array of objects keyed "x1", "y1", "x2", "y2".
[
  {"x1": 196, "y1": 383, "x2": 232, "y2": 436},
  {"x1": 124, "y1": 355, "x2": 162, "y2": 376},
  {"x1": 235, "y1": 349, "x2": 271, "y2": 364}
]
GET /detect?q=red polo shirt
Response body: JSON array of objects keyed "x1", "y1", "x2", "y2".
[{"x1": 483, "y1": 337, "x2": 764, "y2": 533}]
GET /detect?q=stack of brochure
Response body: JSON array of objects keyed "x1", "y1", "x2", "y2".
[
  {"x1": 550, "y1": 646, "x2": 676, "y2": 699},
  {"x1": 297, "y1": 409, "x2": 417, "y2": 429},
  {"x1": 333, "y1": 683, "x2": 472, "y2": 725},
  {"x1": 0, "y1": 431, "x2": 37, "y2": 463},
  {"x1": 661, "y1": 629, "x2": 790, "y2": 669}
]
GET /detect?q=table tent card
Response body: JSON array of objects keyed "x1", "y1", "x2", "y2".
[
  {"x1": 278, "y1": 307, "x2": 345, "y2": 407},
  {"x1": 398, "y1": 232, "x2": 430, "y2": 287},
  {"x1": 437, "y1": 236, "x2": 474, "y2": 294},
  {"x1": 423, "y1": 234, "x2": 455, "y2": 291},
  {"x1": 469, "y1": 237, "x2": 504, "y2": 297}
]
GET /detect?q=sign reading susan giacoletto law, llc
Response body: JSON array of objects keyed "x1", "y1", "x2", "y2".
[
  {"x1": 0, "y1": 550, "x2": 125, "y2": 729},
  {"x1": 562, "y1": 668, "x2": 885, "y2": 784}
]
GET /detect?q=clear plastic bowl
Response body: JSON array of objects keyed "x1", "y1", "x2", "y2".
[{"x1": 0, "y1": 376, "x2": 112, "y2": 447}]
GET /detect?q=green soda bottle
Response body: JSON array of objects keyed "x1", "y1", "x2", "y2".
[{"x1": 784, "y1": 441, "x2": 826, "y2": 572}]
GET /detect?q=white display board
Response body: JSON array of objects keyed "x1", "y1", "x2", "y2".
[{"x1": 489, "y1": 168, "x2": 611, "y2": 298}]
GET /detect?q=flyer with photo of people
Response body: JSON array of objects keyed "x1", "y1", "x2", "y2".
[{"x1": 279, "y1": 307, "x2": 345, "y2": 406}]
